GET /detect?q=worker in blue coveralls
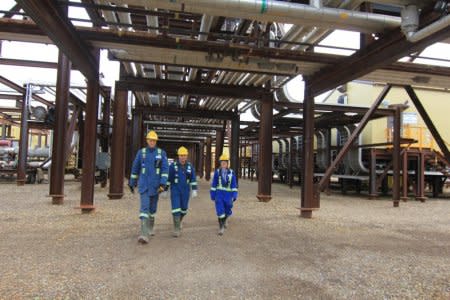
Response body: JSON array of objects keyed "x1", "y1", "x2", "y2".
[
  {"x1": 210, "y1": 153, "x2": 238, "y2": 236},
  {"x1": 129, "y1": 130, "x2": 169, "y2": 244},
  {"x1": 167, "y1": 146, "x2": 198, "y2": 237}
]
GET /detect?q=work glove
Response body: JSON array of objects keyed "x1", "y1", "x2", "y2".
[
  {"x1": 128, "y1": 184, "x2": 135, "y2": 194},
  {"x1": 191, "y1": 190, "x2": 198, "y2": 198},
  {"x1": 233, "y1": 198, "x2": 237, "y2": 202},
  {"x1": 158, "y1": 184, "x2": 165, "y2": 194}
]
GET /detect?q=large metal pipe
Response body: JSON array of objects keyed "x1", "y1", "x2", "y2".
[
  {"x1": 17, "y1": 84, "x2": 31, "y2": 186},
  {"x1": 116, "y1": 0, "x2": 401, "y2": 33}
]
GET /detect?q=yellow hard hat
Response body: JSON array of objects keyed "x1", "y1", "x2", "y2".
[
  {"x1": 219, "y1": 153, "x2": 229, "y2": 161},
  {"x1": 177, "y1": 146, "x2": 188, "y2": 156},
  {"x1": 146, "y1": 130, "x2": 158, "y2": 140}
]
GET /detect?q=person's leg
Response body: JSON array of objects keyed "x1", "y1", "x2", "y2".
[
  {"x1": 171, "y1": 189, "x2": 182, "y2": 237},
  {"x1": 223, "y1": 196, "x2": 234, "y2": 228},
  {"x1": 148, "y1": 194, "x2": 159, "y2": 236},
  {"x1": 138, "y1": 191, "x2": 151, "y2": 243},
  {"x1": 180, "y1": 188, "x2": 190, "y2": 222},
  {"x1": 215, "y1": 195, "x2": 226, "y2": 235}
]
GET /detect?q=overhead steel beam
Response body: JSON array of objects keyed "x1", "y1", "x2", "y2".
[
  {"x1": 135, "y1": 106, "x2": 236, "y2": 120},
  {"x1": 144, "y1": 120, "x2": 223, "y2": 130},
  {"x1": 0, "y1": 57, "x2": 58, "y2": 69},
  {"x1": 117, "y1": 77, "x2": 265, "y2": 100},
  {"x1": 274, "y1": 102, "x2": 395, "y2": 116},
  {"x1": 16, "y1": 0, "x2": 98, "y2": 80},
  {"x1": 309, "y1": 11, "x2": 450, "y2": 96}
]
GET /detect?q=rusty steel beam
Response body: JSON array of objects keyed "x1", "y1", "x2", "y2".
[
  {"x1": 3, "y1": 4, "x2": 21, "y2": 19},
  {"x1": 117, "y1": 77, "x2": 265, "y2": 100},
  {"x1": 416, "y1": 152, "x2": 427, "y2": 202},
  {"x1": 392, "y1": 105, "x2": 402, "y2": 207},
  {"x1": 131, "y1": 112, "x2": 143, "y2": 168},
  {"x1": 273, "y1": 102, "x2": 395, "y2": 116},
  {"x1": 309, "y1": 12, "x2": 450, "y2": 96},
  {"x1": 108, "y1": 89, "x2": 128, "y2": 199},
  {"x1": 205, "y1": 137, "x2": 212, "y2": 181},
  {"x1": 401, "y1": 150, "x2": 409, "y2": 201},
  {"x1": 135, "y1": 106, "x2": 235, "y2": 120},
  {"x1": 0, "y1": 107, "x2": 21, "y2": 113},
  {"x1": 49, "y1": 52, "x2": 71, "y2": 204},
  {"x1": 198, "y1": 141, "x2": 204, "y2": 179},
  {"x1": 0, "y1": 57, "x2": 58, "y2": 69},
  {"x1": 16, "y1": 87, "x2": 30, "y2": 186},
  {"x1": 80, "y1": 51, "x2": 99, "y2": 212},
  {"x1": 405, "y1": 85, "x2": 450, "y2": 163},
  {"x1": 318, "y1": 85, "x2": 392, "y2": 192},
  {"x1": 16, "y1": 0, "x2": 98, "y2": 80},
  {"x1": 256, "y1": 92, "x2": 273, "y2": 202},
  {"x1": 300, "y1": 80, "x2": 316, "y2": 218},
  {"x1": 215, "y1": 129, "x2": 224, "y2": 169}
]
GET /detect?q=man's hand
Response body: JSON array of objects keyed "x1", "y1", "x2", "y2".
[{"x1": 128, "y1": 184, "x2": 135, "y2": 194}]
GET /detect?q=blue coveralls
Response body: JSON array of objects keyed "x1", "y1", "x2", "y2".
[
  {"x1": 210, "y1": 168, "x2": 238, "y2": 218},
  {"x1": 129, "y1": 147, "x2": 169, "y2": 219},
  {"x1": 167, "y1": 160, "x2": 197, "y2": 216}
]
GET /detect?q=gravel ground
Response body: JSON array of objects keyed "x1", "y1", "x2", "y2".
[{"x1": 0, "y1": 178, "x2": 449, "y2": 299}]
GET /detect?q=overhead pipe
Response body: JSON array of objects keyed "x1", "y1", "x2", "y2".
[
  {"x1": 401, "y1": 5, "x2": 450, "y2": 43},
  {"x1": 116, "y1": 0, "x2": 401, "y2": 33}
]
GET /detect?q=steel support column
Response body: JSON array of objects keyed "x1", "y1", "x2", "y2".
[
  {"x1": 80, "y1": 72, "x2": 99, "y2": 213},
  {"x1": 392, "y1": 105, "x2": 402, "y2": 207},
  {"x1": 231, "y1": 115, "x2": 240, "y2": 179},
  {"x1": 108, "y1": 89, "x2": 128, "y2": 199},
  {"x1": 301, "y1": 80, "x2": 316, "y2": 217},
  {"x1": 49, "y1": 52, "x2": 71, "y2": 204},
  {"x1": 401, "y1": 150, "x2": 409, "y2": 201},
  {"x1": 215, "y1": 129, "x2": 224, "y2": 169},
  {"x1": 416, "y1": 152, "x2": 427, "y2": 202},
  {"x1": 198, "y1": 141, "x2": 204, "y2": 178},
  {"x1": 257, "y1": 93, "x2": 273, "y2": 202},
  {"x1": 131, "y1": 112, "x2": 142, "y2": 165},
  {"x1": 369, "y1": 148, "x2": 378, "y2": 199},
  {"x1": 205, "y1": 137, "x2": 212, "y2": 181},
  {"x1": 101, "y1": 95, "x2": 111, "y2": 153},
  {"x1": 17, "y1": 86, "x2": 30, "y2": 186},
  {"x1": 288, "y1": 137, "x2": 294, "y2": 188}
]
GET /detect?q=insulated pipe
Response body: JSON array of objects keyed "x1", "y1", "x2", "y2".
[
  {"x1": 407, "y1": 14, "x2": 450, "y2": 43},
  {"x1": 116, "y1": 0, "x2": 401, "y2": 33}
]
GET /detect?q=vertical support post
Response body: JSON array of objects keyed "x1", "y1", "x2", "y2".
[
  {"x1": 77, "y1": 109, "x2": 84, "y2": 169},
  {"x1": 49, "y1": 52, "x2": 71, "y2": 204},
  {"x1": 17, "y1": 85, "x2": 31, "y2": 186},
  {"x1": 80, "y1": 67, "x2": 99, "y2": 212},
  {"x1": 231, "y1": 114, "x2": 240, "y2": 178},
  {"x1": 401, "y1": 150, "x2": 409, "y2": 201},
  {"x1": 256, "y1": 92, "x2": 273, "y2": 202},
  {"x1": 215, "y1": 129, "x2": 224, "y2": 169},
  {"x1": 108, "y1": 89, "x2": 128, "y2": 199},
  {"x1": 101, "y1": 93, "x2": 111, "y2": 153},
  {"x1": 288, "y1": 136, "x2": 294, "y2": 188},
  {"x1": 1, "y1": 124, "x2": 6, "y2": 139},
  {"x1": 250, "y1": 143, "x2": 255, "y2": 181},
  {"x1": 324, "y1": 128, "x2": 332, "y2": 194},
  {"x1": 416, "y1": 152, "x2": 427, "y2": 202},
  {"x1": 205, "y1": 136, "x2": 212, "y2": 181},
  {"x1": 301, "y1": 79, "x2": 317, "y2": 217},
  {"x1": 369, "y1": 148, "x2": 378, "y2": 199},
  {"x1": 131, "y1": 112, "x2": 142, "y2": 164},
  {"x1": 392, "y1": 105, "x2": 402, "y2": 207},
  {"x1": 198, "y1": 141, "x2": 204, "y2": 178}
]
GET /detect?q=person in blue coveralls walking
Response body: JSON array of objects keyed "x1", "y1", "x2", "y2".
[
  {"x1": 210, "y1": 153, "x2": 238, "y2": 236},
  {"x1": 167, "y1": 146, "x2": 198, "y2": 237},
  {"x1": 129, "y1": 130, "x2": 169, "y2": 244}
]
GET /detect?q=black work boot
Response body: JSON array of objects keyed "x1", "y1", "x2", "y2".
[
  {"x1": 223, "y1": 216, "x2": 229, "y2": 228},
  {"x1": 180, "y1": 213, "x2": 186, "y2": 229},
  {"x1": 218, "y1": 218, "x2": 225, "y2": 236}
]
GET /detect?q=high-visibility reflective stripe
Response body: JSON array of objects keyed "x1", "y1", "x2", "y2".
[
  {"x1": 217, "y1": 187, "x2": 233, "y2": 192},
  {"x1": 218, "y1": 214, "x2": 226, "y2": 218},
  {"x1": 181, "y1": 209, "x2": 188, "y2": 214},
  {"x1": 131, "y1": 174, "x2": 138, "y2": 179},
  {"x1": 139, "y1": 213, "x2": 149, "y2": 219},
  {"x1": 231, "y1": 188, "x2": 238, "y2": 192},
  {"x1": 166, "y1": 182, "x2": 171, "y2": 186},
  {"x1": 172, "y1": 208, "x2": 181, "y2": 213},
  {"x1": 161, "y1": 173, "x2": 168, "y2": 178},
  {"x1": 210, "y1": 187, "x2": 217, "y2": 191},
  {"x1": 149, "y1": 213, "x2": 156, "y2": 218},
  {"x1": 156, "y1": 169, "x2": 160, "y2": 175},
  {"x1": 190, "y1": 182, "x2": 197, "y2": 186},
  {"x1": 142, "y1": 168, "x2": 146, "y2": 174},
  {"x1": 174, "y1": 179, "x2": 178, "y2": 183}
]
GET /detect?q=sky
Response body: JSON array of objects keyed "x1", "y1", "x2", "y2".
[{"x1": 1, "y1": 0, "x2": 449, "y2": 110}]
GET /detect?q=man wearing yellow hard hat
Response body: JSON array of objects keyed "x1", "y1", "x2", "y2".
[
  {"x1": 129, "y1": 130, "x2": 169, "y2": 244},
  {"x1": 166, "y1": 146, "x2": 198, "y2": 237},
  {"x1": 210, "y1": 152, "x2": 238, "y2": 235}
]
